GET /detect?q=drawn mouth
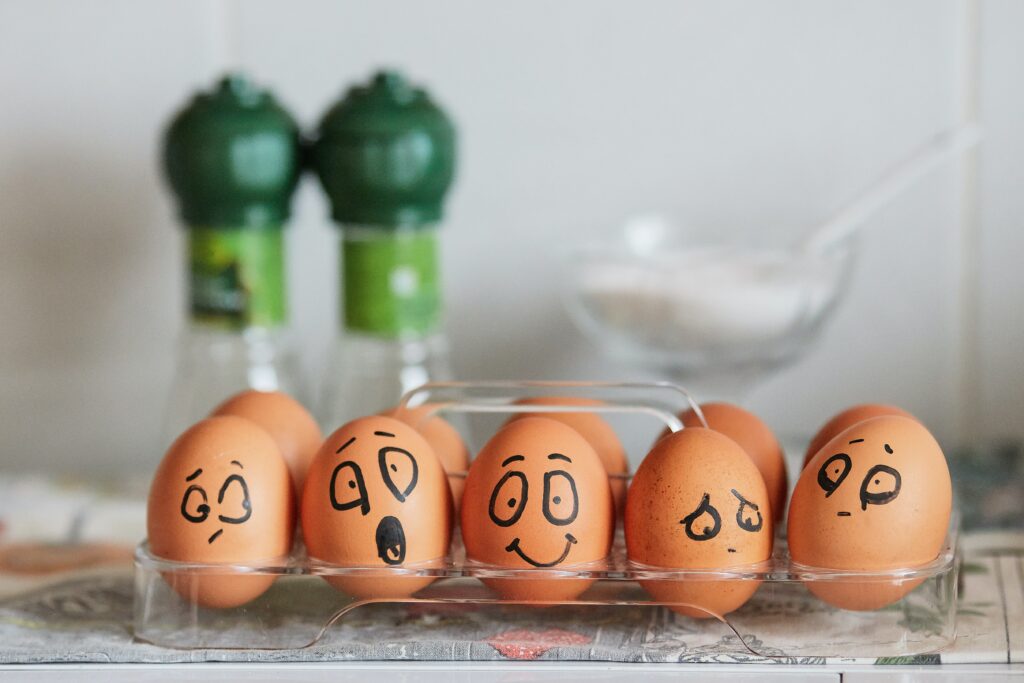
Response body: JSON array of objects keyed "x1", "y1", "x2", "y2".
[
  {"x1": 505, "y1": 534, "x2": 577, "y2": 568},
  {"x1": 208, "y1": 529, "x2": 223, "y2": 544},
  {"x1": 837, "y1": 511, "x2": 852, "y2": 517},
  {"x1": 375, "y1": 515, "x2": 407, "y2": 565}
]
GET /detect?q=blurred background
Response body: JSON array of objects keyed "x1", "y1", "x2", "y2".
[{"x1": 1, "y1": 0, "x2": 1021, "y2": 478}]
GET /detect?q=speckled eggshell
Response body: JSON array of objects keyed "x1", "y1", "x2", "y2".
[
  {"x1": 301, "y1": 415, "x2": 452, "y2": 599},
  {"x1": 211, "y1": 390, "x2": 322, "y2": 498},
  {"x1": 506, "y1": 397, "x2": 629, "y2": 513},
  {"x1": 383, "y1": 404, "x2": 470, "y2": 513},
  {"x1": 677, "y1": 403, "x2": 788, "y2": 522},
  {"x1": 802, "y1": 404, "x2": 916, "y2": 469},
  {"x1": 788, "y1": 415, "x2": 951, "y2": 610},
  {"x1": 626, "y1": 427, "x2": 773, "y2": 618},
  {"x1": 147, "y1": 416, "x2": 295, "y2": 608},
  {"x1": 461, "y1": 417, "x2": 614, "y2": 602}
]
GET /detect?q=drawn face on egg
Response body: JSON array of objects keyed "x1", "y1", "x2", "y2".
[
  {"x1": 680, "y1": 489, "x2": 764, "y2": 544},
  {"x1": 326, "y1": 425, "x2": 426, "y2": 565},
  {"x1": 178, "y1": 459, "x2": 253, "y2": 545},
  {"x1": 461, "y1": 417, "x2": 614, "y2": 574},
  {"x1": 812, "y1": 435, "x2": 903, "y2": 518},
  {"x1": 488, "y1": 451, "x2": 584, "y2": 567}
]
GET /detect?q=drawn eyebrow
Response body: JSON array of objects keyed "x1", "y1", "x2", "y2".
[
  {"x1": 884, "y1": 443, "x2": 894, "y2": 454},
  {"x1": 547, "y1": 453, "x2": 572, "y2": 463},
  {"x1": 186, "y1": 468, "x2": 202, "y2": 482},
  {"x1": 336, "y1": 436, "x2": 357, "y2": 454},
  {"x1": 230, "y1": 460, "x2": 243, "y2": 469},
  {"x1": 501, "y1": 455, "x2": 525, "y2": 467},
  {"x1": 374, "y1": 431, "x2": 395, "y2": 438},
  {"x1": 849, "y1": 438, "x2": 865, "y2": 444}
]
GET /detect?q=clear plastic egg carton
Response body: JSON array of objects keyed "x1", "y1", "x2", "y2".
[{"x1": 133, "y1": 381, "x2": 961, "y2": 658}]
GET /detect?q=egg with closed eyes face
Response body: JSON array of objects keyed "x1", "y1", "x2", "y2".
[
  {"x1": 301, "y1": 416, "x2": 453, "y2": 599},
  {"x1": 788, "y1": 415, "x2": 951, "y2": 610},
  {"x1": 626, "y1": 427, "x2": 773, "y2": 618},
  {"x1": 461, "y1": 417, "x2": 614, "y2": 602}
]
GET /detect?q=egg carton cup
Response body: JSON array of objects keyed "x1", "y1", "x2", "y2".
[{"x1": 133, "y1": 381, "x2": 961, "y2": 658}]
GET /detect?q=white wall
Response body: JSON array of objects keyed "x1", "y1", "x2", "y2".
[{"x1": 0, "y1": 0, "x2": 1020, "y2": 477}]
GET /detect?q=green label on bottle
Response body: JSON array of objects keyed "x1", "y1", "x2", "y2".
[
  {"x1": 343, "y1": 231, "x2": 440, "y2": 337},
  {"x1": 188, "y1": 228, "x2": 286, "y2": 329}
]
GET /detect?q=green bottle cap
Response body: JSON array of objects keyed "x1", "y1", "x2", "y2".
[
  {"x1": 163, "y1": 74, "x2": 301, "y2": 228},
  {"x1": 312, "y1": 70, "x2": 456, "y2": 227}
]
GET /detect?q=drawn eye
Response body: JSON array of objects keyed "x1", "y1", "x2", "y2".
[
  {"x1": 330, "y1": 461, "x2": 369, "y2": 515},
  {"x1": 859, "y1": 464, "x2": 901, "y2": 510},
  {"x1": 731, "y1": 489, "x2": 763, "y2": 533},
  {"x1": 817, "y1": 453, "x2": 852, "y2": 497},
  {"x1": 543, "y1": 470, "x2": 579, "y2": 526},
  {"x1": 379, "y1": 447, "x2": 419, "y2": 502},
  {"x1": 681, "y1": 493, "x2": 721, "y2": 541},
  {"x1": 180, "y1": 485, "x2": 209, "y2": 523},
  {"x1": 489, "y1": 471, "x2": 528, "y2": 527},
  {"x1": 217, "y1": 474, "x2": 252, "y2": 524}
]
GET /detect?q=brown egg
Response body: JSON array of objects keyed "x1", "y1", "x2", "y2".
[
  {"x1": 382, "y1": 404, "x2": 470, "y2": 513},
  {"x1": 626, "y1": 427, "x2": 773, "y2": 618},
  {"x1": 301, "y1": 415, "x2": 452, "y2": 599},
  {"x1": 147, "y1": 416, "x2": 295, "y2": 608},
  {"x1": 677, "y1": 403, "x2": 788, "y2": 522},
  {"x1": 802, "y1": 404, "x2": 916, "y2": 469},
  {"x1": 211, "y1": 390, "x2": 322, "y2": 498},
  {"x1": 788, "y1": 415, "x2": 951, "y2": 610},
  {"x1": 506, "y1": 397, "x2": 628, "y2": 512},
  {"x1": 461, "y1": 417, "x2": 614, "y2": 602}
]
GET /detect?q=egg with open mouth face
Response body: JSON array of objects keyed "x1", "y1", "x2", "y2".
[
  {"x1": 789, "y1": 415, "x2": 951, "y2": 610},
  {"x1": 461, "y1": 417, "x2": 614, "y2": 602},
  {"x1": 301, "y1": 415, "x2": 453, "y2": 599},
  {"x1": 147, "y1": 416, "x2": 295, "y2": 608}
]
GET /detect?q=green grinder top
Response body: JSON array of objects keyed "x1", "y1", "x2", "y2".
[
  {"x1": 163, "y1": 74, "x2": 301, "y2": 228},
  {"x1": 311, "y1": 70, "x2": 457, "y2": 227}
]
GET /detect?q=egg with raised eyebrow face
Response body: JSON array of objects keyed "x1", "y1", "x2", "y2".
[
  {"x1": 147, "y1": 416, "x2": 295, "y2": 608},
  {"x1": 788, "y1": 415, "x2": 951, "y2": 610},
  {"x1": 301, "y1": 415, "x2": 453, "y2": 599},
  {"x1": 461, "y1": 417, "x2": 614, "y2": 602},
  {"x1": 626, "y1": 427, "x2": 773, "y2": 618}
]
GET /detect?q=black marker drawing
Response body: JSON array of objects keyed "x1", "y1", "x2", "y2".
[
  {"x1": 837, "y1": 511, "x2": 852, "y2": 517},
  {"x1": 542, "y1": 470, "x2": 579, "y2": 526},
  {"x1": 817, "y1": 453, "x2": 852, "y2": 497},
  {"x1": 379, "y1": 447, "x2": 419, "y2": 502},
  {"x1": 731, "y1": 489, "x2": 763, "y2": 532},
  {"x1": 374, "y1": 431, "x2": 395, "y2": 438},
  {"x1": 505, "y1": 533, "x2": 577, "y2": 567},
  {"x1": 186, "y1": 468, "x2": 203, "y2": 482},
  {"x1": 216, "y1": 474, "x2": 252, "y2": 524},
  {"x1": 849, "y1": 438, "x2": 864, "y2": 444},
  {"x1": 330, "y1": 460, "x2": 370, "y2": 515},
  {"x1": 336, "y1": 436, "x2": 356, "y2": 454},
  {"x1": 180, "y1": 484, "x2": 210, "y2": 523},
  {"x1": 489, "y1": 470, "x2": 528, "y2": 526},
  {"x1": 859, "y1": 463, "x2": 901, "y2": 510},
  {"x1": 207, "y1": 529, "x2": 223, "y2": 544},
  {"x1": 884, "y1": 443, "x2": 894, "y2": 454},
  {"x1": 681, "y1": 493, "x2": 722, "y2": 541},
  {"x1": 375, "y1": 515, "x2": 407, "y2": 565}
]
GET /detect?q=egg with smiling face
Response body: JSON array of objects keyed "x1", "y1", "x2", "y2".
[
  {"x1": 461, "y1": 417, "x2": 614, "y2": 602},
  {"x1": 788, "y1": 415, "x2": 952, "y2": 610},
  {"x1": 626, "y1": 427, "x2": 773, "y2": 618},
  {"x1": 301, "y1": 415, "x2": 453, "y2": 599},
  {"x1": 147, "y1": 416, "x2": 295, "y2": 608}
]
